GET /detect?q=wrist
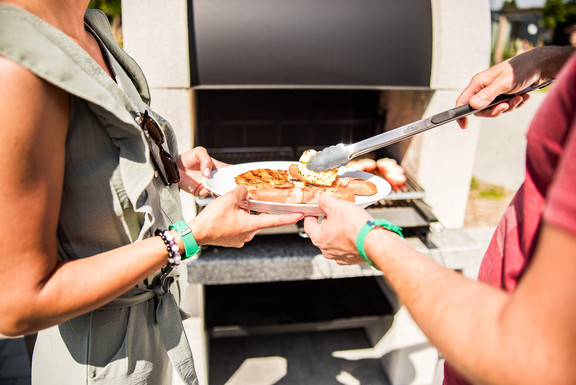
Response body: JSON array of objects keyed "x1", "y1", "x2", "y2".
[
  {"x1": 188, "y1": 218, "x2": 213, "y2": 247},
  {"x1": 539, "y1": 46, "x2": 575, "y2": 78},
  {"x1": 155, "y1": 228, "x2": 183, "y2": 266},
  {"x1": 356, "y1": 219, "x2": 403, "y2": 269},
  {"x1": 169, "y1": 220, "x2": 201, "y2": 259}
]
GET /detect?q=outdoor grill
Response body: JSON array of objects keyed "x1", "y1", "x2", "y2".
[
  {"x1": 122, "y1": 1, "x2": 491, "y2": 383},
  {"x1": 189, "y1": 84, "x2": 444, "y2": 364}
]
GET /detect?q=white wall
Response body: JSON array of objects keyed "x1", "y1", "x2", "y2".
[{"x1": 403, "y1": 0, "x2": 492, "y2": 228}]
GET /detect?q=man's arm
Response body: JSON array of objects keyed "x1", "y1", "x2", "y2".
[
  {"x1": 305, "y1": 195, "x2": 576, "y2": 385},
  {"x1": 362, "y1": 221, "x2": 576, "y2": 385}
]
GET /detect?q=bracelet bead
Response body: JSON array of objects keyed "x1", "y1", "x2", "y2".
[{"x1": 155, "y1": 228, "x2": 182, "y2": 266}]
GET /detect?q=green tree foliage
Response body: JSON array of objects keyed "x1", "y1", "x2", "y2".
[
  {"x1": 542, "y1": 0, "x2": 576, "y2": 29},
  {"x1": 88, "y1": 0, "x2": 121, "y2": 18},
  {"x1": 88, "y1": 0, "x2": 122, "y2": 45},
  {"x1": 502, "y1": 0, "x2": 518, "y2": 10}
]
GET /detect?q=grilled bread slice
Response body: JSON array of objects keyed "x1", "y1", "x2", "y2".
[{"x1": 234, "y1": 168, "x2": 294, "y2": 191}]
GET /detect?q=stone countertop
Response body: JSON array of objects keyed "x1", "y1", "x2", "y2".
[{"x1": 187, "y1": 228, "x2": 486, "y2": 285}]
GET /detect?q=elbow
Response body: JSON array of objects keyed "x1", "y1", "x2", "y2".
[
  {"x1": 0, "y1": 312, "x2": 38, "y2": 337},
  {"x1": 0, "y1": 322, "x2": 26, "y2": 338},
  {"x1": 0, "y1": 328, "x2": 24, "y2": 338}
]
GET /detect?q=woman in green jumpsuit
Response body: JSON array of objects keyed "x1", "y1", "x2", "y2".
[{"x1": 0, "y1": 1, "x2": 303, "y2": 384}]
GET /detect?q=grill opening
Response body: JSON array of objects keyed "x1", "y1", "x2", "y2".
[
  {"x1": 195, "y1": 89, "x2": 387, "y2": 163},
  {"x1": 204, "y1": 276, "x2": 395, "y2": 337}
]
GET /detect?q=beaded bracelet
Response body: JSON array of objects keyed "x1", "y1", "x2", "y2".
[{"x1": 155, "y1": 228, "x2": 182, "y2": 266}]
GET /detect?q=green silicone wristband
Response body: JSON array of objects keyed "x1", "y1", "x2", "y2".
[
  {"x1": 356, "y1": 219, "x2": 403, "y2": 269},
  {"x1": 169, "y1": 220, "x2": 200, "y2": 260}
]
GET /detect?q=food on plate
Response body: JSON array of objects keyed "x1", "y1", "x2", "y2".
[
  {"x1": 234, "y1": 149, "x2": 380, "y2": 204},
  {"x1": 376, "y1": 157, "x2": 406, "y2": 190},
  {"x1": 248, "y1": 186, "x2": 355, "y2": 204},
  {"x1": 336, "y1": 175, "x2": 379, "y2": 196},
  {"x1": 289, "y1": 149, "x2": 378, "y2": 195},
  {"x1": 234, "y1": 168, "x2": 294, "y2": 191},
  {"x1": 294, "y1": 149, "x2": 339, "y2": 187},
  {"x1": 288, "y1": 164, "x2": 377, "y2": 196}
]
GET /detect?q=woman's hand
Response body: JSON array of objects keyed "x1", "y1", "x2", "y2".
[
  {"x1": 177, "y1": 146, "x2": 228, "y2": 197},
  {"x1": 190, "y1": 186, "x2": 303, "y2": 248},
  {"x1": 303, "y1": 194, "x2": 373, "y2": 265}
]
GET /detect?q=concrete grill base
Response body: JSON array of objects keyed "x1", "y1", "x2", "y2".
[{"x1": 181, "y1": 228, "x2": 487, "y2": 385}]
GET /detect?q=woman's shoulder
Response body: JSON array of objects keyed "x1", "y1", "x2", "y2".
[
  {"x1": 0, "y1": 56, "x2": 45, "y2": 96},
  {"x1": 0, "y1": 55, "x2": 68, "y2": 123}
]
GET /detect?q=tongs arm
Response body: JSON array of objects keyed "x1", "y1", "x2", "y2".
[
  {"x1": 349, "y1": 79, "x2": 553, "y2": 158},
  {"x1": 307, "y1": 80, "x2": 553, "y2": 171}
]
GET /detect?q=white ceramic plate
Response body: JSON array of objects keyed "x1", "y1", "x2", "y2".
[{"x1": 202, "y1": 161, "x2": 391, "y2": 215}]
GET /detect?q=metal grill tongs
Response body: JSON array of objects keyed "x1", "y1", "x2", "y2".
[{"x1": 306, "y1": 79, "x2": 554, "y2": 172}]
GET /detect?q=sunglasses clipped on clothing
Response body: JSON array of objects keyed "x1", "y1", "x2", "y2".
[{"x1": 135, "y1": 110, "x2": 181, "y2": 186}]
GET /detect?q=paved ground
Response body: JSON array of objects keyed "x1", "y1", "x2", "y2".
[
  {"x1": 463, "y1": 92, "x2": 545, "y2": 228},
  {"x1": 471, "y1": 91, "x2": 545, "y2": 191},
  {"x1": 209, "y1": 329, "x2": 392, "y2": 385},
  {"x1": 0, "y1": 330, "x2": 396, "y2": 385}
]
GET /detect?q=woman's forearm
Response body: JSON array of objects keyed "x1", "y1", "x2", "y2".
[{"x1": 1, "y1": 235, "x2": 172, "y2": 336}]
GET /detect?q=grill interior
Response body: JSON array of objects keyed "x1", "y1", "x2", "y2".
[
  {"x1": 195, "y1": 89, "x2": 386, "y2": 162},
  {"x1": 194, "y1": 88, "x2": 438, "y2": 240}
]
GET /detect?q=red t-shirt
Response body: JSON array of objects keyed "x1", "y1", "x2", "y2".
[{"x1": 444, "y1": 53, "x2": 576, "y2": 385}]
